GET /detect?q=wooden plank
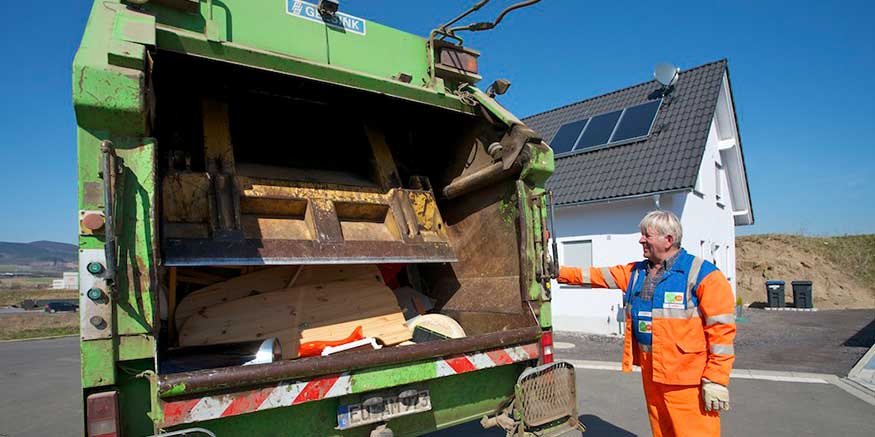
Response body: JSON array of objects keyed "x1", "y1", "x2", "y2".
[
  {"x1": 286, "y1": 264, "x2": 383, "y2": 288},
  {"x1": 178, "y1": 278, "x2": 410, "y2": 359},
  {"x1": 175, "y1": 264, "x2": 383, "y2": 330},
  {"x1": 174, "y1": 266, "x2": 299, "y2": 327}
]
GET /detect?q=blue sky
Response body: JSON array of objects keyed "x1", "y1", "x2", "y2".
[{"x1": 0, "y1": 0, "x2": 873, "y2": 243}]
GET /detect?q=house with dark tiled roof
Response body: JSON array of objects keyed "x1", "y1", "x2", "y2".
[{"x1": 523, "y1": 60, "x2": 753, "y2": 336}]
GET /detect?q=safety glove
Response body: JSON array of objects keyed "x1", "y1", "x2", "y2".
[{"x1": 701, "y1": 379, "x2": 730, "y2": 412}]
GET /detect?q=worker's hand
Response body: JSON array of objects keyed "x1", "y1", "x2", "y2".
[
  {"x1": 701, "y1": 379, "x2": 730, "y2": 412},
  {"x1": 557, "y1": 266, "x2": 581, "y2": 284}
]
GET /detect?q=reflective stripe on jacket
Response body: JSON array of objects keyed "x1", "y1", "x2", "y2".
[{"x1": 557, "y1": 250, "x2": 736, "y2": 386}]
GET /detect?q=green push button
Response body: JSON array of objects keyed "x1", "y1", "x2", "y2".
[
  {"x1": 87, "y1": 288, "x2": 104, "y2": 301},
  {"x1": 87, "y1": 262, "x2": 104, "y2": 275}
]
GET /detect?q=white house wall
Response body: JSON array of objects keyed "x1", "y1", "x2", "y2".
[
  {"x1": 551, "y1": 115, "x2": 741, "y2": 336},
  {"x1": 683, "y1": 116, "x2": 739, "y2": 295}
]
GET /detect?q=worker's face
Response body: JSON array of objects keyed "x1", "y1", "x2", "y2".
[{"x1": 639, "y1": 227, "x2": 675, "y2": 262}]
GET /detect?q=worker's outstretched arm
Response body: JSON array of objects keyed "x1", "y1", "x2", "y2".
[
  {"x1": 557, "y1": 263, "x2": 635, "y2": 291},
  {"x1": 696, "y1": 269, "x2": 737, "y2": 386}
]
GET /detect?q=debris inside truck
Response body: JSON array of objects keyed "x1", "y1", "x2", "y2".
[
  {"x1": 392, "y1": 285, "x2": 437, "y2": 319},
  {"x1": 161, "y1": 338, "x2": 282, "y2": 374},
  {"x1": 172, "y1": 263, "x2": 466, "y2": 364},
  {"x1": 178, "y1": 275, "x2": 412, "y2": 359}
]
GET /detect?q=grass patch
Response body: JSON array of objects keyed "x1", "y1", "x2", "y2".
[
  {"x1": 799, "y1": 234, "x2": 875, "y2": 289},
  {"x1": 0, "y1": 289, "x2": 78, "y2": 306},
  {"x1": 0, "y1": 312, "x2": 79, "y2": 340},
  {"x1": 0, "y1": 326, "x2": 79, "y2": 341},
  {"x1": 0, "y1": 276, "x2": 57, "y2": 290}
]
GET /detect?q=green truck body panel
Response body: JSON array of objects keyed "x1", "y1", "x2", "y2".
[{"x1": 74, "y1": 1, "x2": 558, "y2": 435}]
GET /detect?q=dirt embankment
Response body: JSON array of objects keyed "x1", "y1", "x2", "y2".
[{"x1": 736, "y1": 234, "x2": 875, "y2": 309}]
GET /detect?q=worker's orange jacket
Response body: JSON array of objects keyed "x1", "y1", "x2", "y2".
[{"x1": 559, "y1": 251, "x2": 736, "y2": 386}]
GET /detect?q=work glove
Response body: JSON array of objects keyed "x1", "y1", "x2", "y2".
[
  {"x1": 701, "y1": 379, "x2": 730, "y2": 412},
  {"x1": 557, "y1": 266, "x2": 582, "y2": 284}
]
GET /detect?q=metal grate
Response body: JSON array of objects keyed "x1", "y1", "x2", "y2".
[{"x1": 517, "y1": 361, "x2": 578, "y2": 427}]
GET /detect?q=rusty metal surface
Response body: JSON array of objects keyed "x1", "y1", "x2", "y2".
[
  {"x1": 162, "y1": 172, "x2": 211, "y2": 223},
  {"x1": 162, "y1": 238, "x2": 457, "y2": 266},
  {"x1": 423, "y1": 180, "x2": 525, "y2": 314},
  {"x1": 442, "y1": 160, "x2": 522, "y2": 200},
  {"x1": 157, "y1": 326, "x2": 540, "y2": 397},
  {"x1": 499, "y1": 125, "x2": 539, "y2": 171},
  {"x1": 162, "y1": 170, "x2": 456, "y2": 264},
  {"x1": 517, "y1": 180, "x2": 532, "y2": 301},
  {"x1": 83, "y1": 181, "x2": 103, "y2": 207},
  {"x1": 441, "y1": 310, "x2": 536, "y2": 336}
]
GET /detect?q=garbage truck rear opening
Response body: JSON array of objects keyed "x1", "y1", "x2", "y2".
[{"x1": 73, "y1": 1, "x2": 578, "y2": 436}]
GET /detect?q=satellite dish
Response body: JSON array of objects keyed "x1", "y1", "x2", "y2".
[{"x1": 654, "y1": 63, "x2": 680, "y2": 87}]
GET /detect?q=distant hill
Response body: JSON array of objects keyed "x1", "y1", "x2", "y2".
[{"x1": 0, "y1": 241, "x2": 77, "y2": 273}]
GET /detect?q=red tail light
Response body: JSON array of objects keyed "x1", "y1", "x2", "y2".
[
  {"x1": 432, "y1": 41, "x2": 482, "y2": 82},
  {"x1": 86, "y1": 391, "x2": 119, "y2": 437},
  {"x1": 438, "y1": 47, "x2": 479, "y2": 74},
  {"x1": 540, "y1": 330, "x2": 554, "y2": 364}
]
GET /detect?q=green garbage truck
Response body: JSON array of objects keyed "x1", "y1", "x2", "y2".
[{"x1": 73, "y1": 1, "x2": 579, "y2": 435}]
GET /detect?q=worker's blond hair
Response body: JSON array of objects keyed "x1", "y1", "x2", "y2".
[{"x1": 639, "y1": 210, "x2": 683, "y2": 248}]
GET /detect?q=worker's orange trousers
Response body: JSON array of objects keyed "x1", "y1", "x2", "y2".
[{"x1": 639, "y1": 351, "x2": 721, "y2": 437}]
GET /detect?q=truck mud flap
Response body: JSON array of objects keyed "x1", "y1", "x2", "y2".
[{"x1": 516, "y1": 361, "x2": 582, "y2": 435}]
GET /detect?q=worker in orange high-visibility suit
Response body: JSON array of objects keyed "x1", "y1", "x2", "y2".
[{"x1": 559, "y1": 211, "x2": 735, "y2": 437}]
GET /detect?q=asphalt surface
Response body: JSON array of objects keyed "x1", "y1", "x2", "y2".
[
  {"x1": 2, "y1": 335, "x2": 874, "y2": 437},
  {"x1": 0, "y1": 337, "x2": 82, "y2": 437},
  {"x1": 0, "y1": 307, "x2": 26, "y2": 314},
  {"x1": 432, "y1": 369, "x2": 875, "y2": 437},
  {"x1": 556, "y1": 308, "x2": 875, "y2": 375}
]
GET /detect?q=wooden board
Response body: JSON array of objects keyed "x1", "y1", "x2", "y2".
[
  {"x1": 174, "y1": 266, "x2": 298, "y2": 328},
  {"x1": 174, "y1": 265, "x2": 382, "y2": 329},
  {"x1": 178, "y1": 279, "x2": 410, "y2": 359}
]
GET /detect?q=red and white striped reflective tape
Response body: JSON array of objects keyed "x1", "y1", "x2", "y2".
[{"x1": 162, "y1": 343, "x2": 539, "y2": 427}]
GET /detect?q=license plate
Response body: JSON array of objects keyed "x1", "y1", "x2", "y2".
[{"x1": 336, "y1": 389, "x2": 431, "y2": 430}]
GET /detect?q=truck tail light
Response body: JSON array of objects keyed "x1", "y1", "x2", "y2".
[
  {"x1": 540, "y1": 330, "x2": 554, "y2": 364},
  {"x1": 432, "y1": 41, "x2": 482, "y2": 82},
  {"x1": 438, "y1": 47, "x2": 479, "y2": 74},
  {"x1": 86, "y1": 391, "x2": 119, "y2": 437}
]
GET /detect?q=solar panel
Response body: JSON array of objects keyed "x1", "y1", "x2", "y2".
[
  {"x1": 610, "y1": 100, "x2": 661, "y2": 143},
  {"x1": 574, "y1": 110, "x2": 622, "y2": 151},
  {"x1": 549, "y1": 98, "x2": 663, "y2": 157},
  {"x1": 549, "y1": 118, "x2": 589, "y2": 155}
]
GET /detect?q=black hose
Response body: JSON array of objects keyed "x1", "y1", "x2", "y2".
[
  {"x1": 439, "y1": 0, "x2": 492, "y2": 33},
  {"x1": 493, "y1": 0, "x2": 542, "y2": 27},
  {"x1": 100, "y1": 140, "x2": 116, "y2": 286},
  {"x1": 447, "y1": 0, "x2": 542, "y2": 35}
]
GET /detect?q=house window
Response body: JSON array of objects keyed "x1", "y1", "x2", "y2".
[{"x1": 560, "y1": 240, "x2": 592, "y2": 288}]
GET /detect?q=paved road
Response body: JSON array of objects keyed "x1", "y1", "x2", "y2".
[
  {"x1": 0, "y1": 337, "x2": 82, "y2": 437},
  {"x1": 2, "y1": 337, "x2": 874, "y2": 437},
  {"x1": 432, "y1": 368, "x2": 875, "y2": 437},
  {"x1": 0, "y1": 307, "x2": 26, "y2": 314},
  {"x1": 557, "y1": 308, "x2": 875, "y2": 375}
]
